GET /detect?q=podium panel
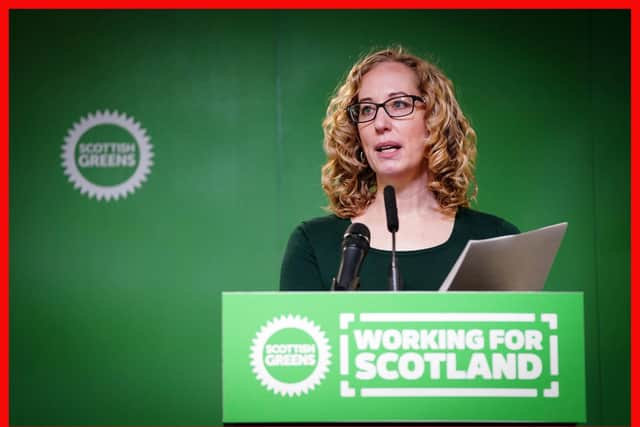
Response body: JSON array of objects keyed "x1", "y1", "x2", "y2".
[{"x1": 222, "y1": 292, "x2": 585, "y2": 423}]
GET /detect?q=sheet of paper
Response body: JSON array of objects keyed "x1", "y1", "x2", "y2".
[{"x1": 439, "y1": 222, "x2": 568, "y2": 292}]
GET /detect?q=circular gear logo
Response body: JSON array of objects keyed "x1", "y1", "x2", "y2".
[
  {"x1": 61, "y1": 110, "x2": 154, "y2": 201},
  {"x1": 250, "y1": 315, "x2": 331, "y2": 397}
]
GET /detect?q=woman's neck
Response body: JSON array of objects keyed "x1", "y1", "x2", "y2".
[
  {"x1": 373, "y1": 171, "x2": 443, "y2": 220},
  {"x1": 355, "y1": 180, "x2": 455, "y2": 250}
]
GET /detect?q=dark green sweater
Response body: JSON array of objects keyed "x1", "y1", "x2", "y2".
[{"x1": 280, "y1": 207, "x2": 519, "y2": 291}]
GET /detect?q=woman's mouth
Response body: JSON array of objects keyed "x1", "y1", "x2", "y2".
[{"x1": 375, "y1": 142, "x2": 402, "y2": 154}]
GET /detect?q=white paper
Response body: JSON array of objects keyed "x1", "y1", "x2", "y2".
[{"x1": 439, "y1": 222, "x2": 568, "y2": 292}]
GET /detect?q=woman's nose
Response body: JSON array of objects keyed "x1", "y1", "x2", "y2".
[{"x1": 373, "y1": 106, "x2": 392, "y2": 132}]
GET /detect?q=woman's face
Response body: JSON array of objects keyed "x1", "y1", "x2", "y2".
[{"x1": 356, "y1": 61, "x2": 428, "y2": 182}]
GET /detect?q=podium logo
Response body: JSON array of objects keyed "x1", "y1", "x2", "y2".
[
  {"x1": 250, "y1": 315, "x2": 331, "y2": 396},
  {"x1": 61, "y1": 110, "x2": 154, "y2": 201}
]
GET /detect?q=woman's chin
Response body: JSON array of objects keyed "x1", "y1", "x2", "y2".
[{"x1": 372, "y1": 162, "x2": 406, "y2": 174}]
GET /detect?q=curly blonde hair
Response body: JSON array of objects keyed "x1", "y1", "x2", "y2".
[{"x1": 321, "y1": 46, "x2": 477, "y2": 218}]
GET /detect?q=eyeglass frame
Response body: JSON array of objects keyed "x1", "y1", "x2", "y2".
[{"x1": 346, "y1": 94, "x2": 426, "y2": 124}]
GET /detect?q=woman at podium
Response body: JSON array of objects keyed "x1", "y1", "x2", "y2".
[{"x1": 280, "y1": 47, "x2": 518, "y2": 291}]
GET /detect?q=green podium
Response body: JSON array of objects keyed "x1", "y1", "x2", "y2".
[{"x1": 222, "y1": 292, "x2": 585, "y2": 423}]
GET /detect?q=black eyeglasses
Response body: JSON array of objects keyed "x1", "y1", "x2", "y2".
[{"x1": 347, "y1": 95, "x2": 425, "y2": 124}]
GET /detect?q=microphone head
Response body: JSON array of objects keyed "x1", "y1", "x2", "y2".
[
  {"x1": 383, "y1": 185, "x2": 399, "y2": 233},
  {"x1": 343, "y1": 222, "x2": 370, "y2": 250}
]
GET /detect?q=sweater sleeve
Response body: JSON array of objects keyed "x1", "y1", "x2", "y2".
[{"x1": 279, "y1": 223, "x2": 327, "y2": 291}]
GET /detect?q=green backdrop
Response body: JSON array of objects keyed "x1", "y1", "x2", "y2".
[{"x1": 9, "y1": 10, "x2": 629, "y2": 425}]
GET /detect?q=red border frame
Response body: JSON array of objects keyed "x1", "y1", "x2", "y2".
[
  {"x1": 1, "y1": 4, "x2": 635, "y2": 426},
  {"x1": 1, "y1": 1, "x2": 636, "y2": 8},
  {"x1": 631, "y1": 6, "x2": 637, "y2": 427}
]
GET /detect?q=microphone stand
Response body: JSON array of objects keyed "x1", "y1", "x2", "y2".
[
  {"x1": 389, "y1": 229, "x2": 402, "y2": 291},
  {"x1": 383, "y1": 185, "x2": 403, "y2": 291}
]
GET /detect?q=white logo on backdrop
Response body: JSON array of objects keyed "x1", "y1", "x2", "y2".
[
  {"x1": 250, "y1": 315, "x2": 332, "y2": 397},
  {"x1": 61, "y1": 110, "x2": 154, "y2": 201}
]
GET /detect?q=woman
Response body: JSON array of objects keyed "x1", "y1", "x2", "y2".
[{"x1": 280, "y1": 47, "x2": 518, "y2": 291}]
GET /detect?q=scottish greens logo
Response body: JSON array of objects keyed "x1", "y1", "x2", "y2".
[
  {"x1": 61, "y1": 110, "x2": 154, "y2": 201},
  {"x1": 250, "y1": 315, "x2": 331, "y2": 396}
]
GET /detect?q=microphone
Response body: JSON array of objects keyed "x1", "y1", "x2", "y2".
[
  {"x1": 331, "y1": 223, "x2": 370, "y2": 291},
  {"x1": 384, "y1": 185, "x2": 403, "y2": 291},
  {"x1": 384, "y1": 186, "x2": 399, "y2": 233}
]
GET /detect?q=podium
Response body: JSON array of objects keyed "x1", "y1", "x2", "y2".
[{"x1": 222, "y1": 292, "x2": 585, "y2": 423}]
